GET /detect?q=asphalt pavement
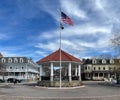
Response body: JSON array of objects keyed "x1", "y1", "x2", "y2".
[{"x1": 0, "y1": 81, "x2": 120, "y2": 98}]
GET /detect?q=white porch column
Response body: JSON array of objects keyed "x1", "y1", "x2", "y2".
[
  {"x1": 103, "y1": 73, "x2": 104, "y2": 79},
  {"x1": 68, "y1": 62, "x2": 72, "y2": 82},
  {"x1": 115, "y1": 73, "x2": 116, "y2": 79},
  {"x1": 78, "y1": 64, "x2": 81, "y2": 81},
  {"x1": 25, "y1": 64, "x2": 28, "y2": 81},
  {"x1": 8, "y1": 71, "x2": 9, "y2": 79},
  {"x1": 75, "y1": 66, "x2": 78, "y2": 76},
  {"x1": 98, "y1": 73, "x2": 99, "y2": 80},
  {"x1": 39, "y1": 65, "x2": 43, "y2": 81},
  {"x1": 19, "y1": 72, "x2": 21, "y2": 79},
  {"x1": 50, "y1": 62, "x2": 54, "y2": 82}
]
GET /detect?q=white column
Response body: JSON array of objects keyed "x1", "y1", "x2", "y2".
[
  {"x1": 19, "y1": 72, "x2": 21, "y2": 79},
  {"x1": 78, "y1": 64, "x2": 81, "y2": 81},
  {"x1": 68, "y1": 62, "x2": 72, "y2": 82},
  {"x1": 75, "y1": 66, "x2": 78, "y2": 76},
  {"x1": 98, "y1": 73, "x2": 99, "y2": 80},
  {"x1": 103, "y1": 73, "x2": 104, "y2": 79},
  {"x1": 26, "y1": 64, "x2": 28, "y2": 80},
  {"x1": 50, "y1": 62, "x2": 54, "y2": 82},
  {"x1": 39, "y1": 65, "x2": 43, "y2": 81},
  {"x1": 115, "y1": 73, "x2": 116, "y2": 79},
  {"x1": 8, "y1": 71, "x2": 9, "y2": 79}
]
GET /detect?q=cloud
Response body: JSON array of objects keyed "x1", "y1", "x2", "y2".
[
  {"x1": 35, "y1": 41, "x2": 59, "y2": 51},
  {"x1": 1, "y1": 0, "x2": 120, "y2": 61},
  {"x1": 60, "y1": 0, "x2": 88, "y2": 19},
  {"x1": 1, "y1": 51, "x2": 18, "y2": 57},
  {"x1": 93, "y1": 0, "x2": 120, "y2": 24},
  {"x1": 40, "y1": 24, "x2": 112, "y2": 40},
  {"x1": 35, "y1": 51, "x2": 47, "y2": 57},
  {"x1": 0, "y1": 34, "x2": 10, "y2": 40},
  {"x1": 35, "y1": 22, "x2": 112, "y2": 59}
]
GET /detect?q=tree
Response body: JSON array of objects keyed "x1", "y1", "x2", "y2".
[
  {"x1": 110, "y1": 33, "x2": 120, "y2": 58},
  {"x1": 108, "y1": 58, "x2": 120, "y2": 84},
  {"x1": 110, "y1": 34, "x2": 120, "y2": 84}
]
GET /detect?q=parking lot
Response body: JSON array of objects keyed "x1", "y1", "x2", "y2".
[{"x1": 0, "y1": 81, "x2": 120, "y2": 99}]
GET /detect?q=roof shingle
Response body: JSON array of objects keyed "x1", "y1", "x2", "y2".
[{"x1": 37, "y1": 49, "x2": 81, "y2": 64}]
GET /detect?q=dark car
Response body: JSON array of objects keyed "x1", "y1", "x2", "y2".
[
  {"x1": 0, "y1": 79, "x2": 4, "y2": 83},
  {"x1": 7, "y1": 78, "x2": 21, "y2": 83}
]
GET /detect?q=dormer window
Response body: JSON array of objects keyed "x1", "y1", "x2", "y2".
[
  {"x1": 92, "y1": 59, "x2": 97, "y2": 64},
  {"x1": 14, "y1": 58, "x2": 18, "y2": 63},
  {"x1": 20, "y1": 58, "x2": 23, "y2": 63},
  {"x1": 110, "y1": 59, "x2": 114, "y2": 64},
  {"x1": 1, "y1": 58, "x2": 6, "y2": 63},
  {"x1": 8, "y1": 58, "x2": 12, "y2": 63},
  {"x1": 102, "y1": 59, "x2": 106, "y2": 64}
]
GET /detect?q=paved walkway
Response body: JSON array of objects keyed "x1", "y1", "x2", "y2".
[{"x1": 0, "y1": 81, "x2": 120, "y2": 98}]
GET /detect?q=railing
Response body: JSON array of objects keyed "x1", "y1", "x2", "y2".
[{"x1": 0, "y1": 75, "x2": 27, "y2": 80}]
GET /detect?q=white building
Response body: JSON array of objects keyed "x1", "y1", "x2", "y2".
[
  {"x1": 82, "y1": 58, "x2": 120, "y2": 81},
  {"x1": 0, "y1": 55, "x2": 39, "y2": 82}
]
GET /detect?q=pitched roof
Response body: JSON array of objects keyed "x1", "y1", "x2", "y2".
[
  {"x1": 37, "y1": 49, "x2": 81, "y2": 64},
  {"x1": 0, "y1": 53, "x2": 3, "y2": 57}
]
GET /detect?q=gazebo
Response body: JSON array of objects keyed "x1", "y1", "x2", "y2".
[{"x1": 37, "y1": 49, "x2": 82, "y2": 87}]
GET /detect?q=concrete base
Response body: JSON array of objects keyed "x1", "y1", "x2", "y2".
[
  {"x1": 79, "y1": 76, "x2": 81, "y2": 81},
  {"x1": 69, "y1": 76, "x2": 72, "y2": 82},
  {"x1": 37, "y1": 80, "x2": 83, "y2": 87},
  {"x1": 50, "y1": 76, "x2": 53, "y2": 82}
]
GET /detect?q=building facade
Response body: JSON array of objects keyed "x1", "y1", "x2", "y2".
[
  {"x1": 82, "y1": 58, "x2": 120, "y2": 80},
  {"x1": 0, "y1": 57, "x2": 39, "y2": 82}
]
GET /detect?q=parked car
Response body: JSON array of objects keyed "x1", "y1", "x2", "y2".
[
  {"x1": 7, "y1": 78, "x2": 21, "y2": 83},
  {"x1": 0, "y1": 79, "x2": 4, "y2": 83}
]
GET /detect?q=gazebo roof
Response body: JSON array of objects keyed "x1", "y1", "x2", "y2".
[{"x1": 37, "y1": 49, "x2": 82, "y2": 64}]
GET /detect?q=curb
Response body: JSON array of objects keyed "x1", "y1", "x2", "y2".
[{"x1": 35, "y1": 85, "x2": 85, "y2": 89}]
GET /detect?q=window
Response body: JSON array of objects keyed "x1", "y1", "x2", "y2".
[
  {"x1": 14, "y1": 58, "x2": 18, "y2": 63},
  {"x1": 114, "y1": 67, "x2": 116, "y2": 70},
  {"x1": 102, "y1": 59, "x2": 106, "y2": 64},
  {"x1": 20, "y1": 58, "x2": 23, "y2": 63},
  {"x1": 99, "y1": 73, "x2": 103, "y2": 77},
  {"x1": 10, "y1": 67, "x2": 12, "y2": 69},
  {"x1": 8, "y1": 58, "x2": 12, "y2": 63},
  {"x1": 92, "y1": 59, "x2": 97, "y2": 64},
  {"x1": 103, "y1": 67, "x2": 105, "y2": 70},
  {"x1": 22, "y1": 67, "x2": 24, "y2": 69},
  {"x1": 94, "y1": 67, "x2": 96, "y2": 70},
  {"x1": 87, "y1": 66, "x2": 90, "y2": 70},
  {"x1": 109, "y1": 67, "x2": 111, "y2": 70},
  {"x1": 110, "y1": 59, "x2": 114, "y2": 64},
  {"x1": 98, "y1": 67, "x2": 101, "y2": 70},
  {"x1": 1, "y1": 58, "x2": 6, "y2": 63},
  {"x1": 95, "y1": 73, "x2": 98, "y2": 76}
]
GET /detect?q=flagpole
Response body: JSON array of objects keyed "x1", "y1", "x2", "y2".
[
  {"x1": 59, "y1": 10, "x2": 73, "y2": 88},
  {"x1": 59, "y1": 8, "x2": 62, "y2": 88}
]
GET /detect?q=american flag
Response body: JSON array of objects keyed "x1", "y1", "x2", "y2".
[{"x1": 61, "y1": 11, "x2": 74, "y2": 26}]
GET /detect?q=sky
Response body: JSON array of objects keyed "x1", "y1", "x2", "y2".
[{"x1": 0, "y1": 0, "x2": 120, "y2": 62}]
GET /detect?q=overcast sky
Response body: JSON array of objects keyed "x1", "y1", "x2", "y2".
[{"x1": 0, "y1": 0, "x2": 120, "y2": 62}]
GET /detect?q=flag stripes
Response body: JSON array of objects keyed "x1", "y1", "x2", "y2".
[{"x1": 61, "y1": 11, "x2": 74, "y2": 26}]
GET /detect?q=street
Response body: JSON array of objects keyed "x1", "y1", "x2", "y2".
[{"x1": 0, "y1": 81, "x2": 120, "y2": 98}]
